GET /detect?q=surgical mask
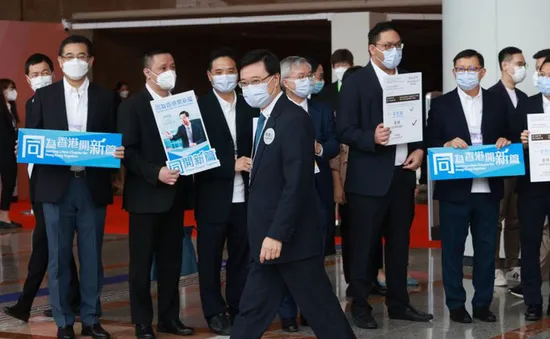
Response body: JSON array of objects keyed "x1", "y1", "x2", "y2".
[
  {"x1": 334, "y1": 67, "x2": 347, "y2": 82},
  {"x1": 456, "y1": 72, "x2": 480, "y2": 91},
  {"x1": 290, "y1": 78, "x2": 312, "y2": 98},
  {"x1": 509, "y1": 66, "x2": 526, "y2": 84},
  {"x1": 377, "y1": 47, "x2": 402, "y2": 70},
  {"x1": 243, "y1": 76, "x2": 275, "y2": 108},
  {"x1": 538, "y1": 76, "x2": 550, "y2": 96},
  {"x1": 62, "y1": 58, "x2": 89, "y2": 81},
  {"x1": 533, "y1": 72, "x2": 540, "y2": 87},
  {"x1": 151, "y1": 70, "x2": 177, "y2": 91},
  {"x1": 30, "y1": 75, "x2": 53, "y2": 92},
  {"x1": 311, "y1": 80, "x2": 324, "y2": 94},
  {"x1": 212, "y1": 74, "x2": 238, "y2": 93},
  {"x1": 119, "y1": 90, "x2": 129, "y2": 99},
  {"x1": 5, "y1": 89, "x2": 17, "y2": 101}
]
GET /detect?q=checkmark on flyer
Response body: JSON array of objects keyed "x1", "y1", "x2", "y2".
[{"x1": 412, "y1": 120, "x2": 418, "y2": 126}]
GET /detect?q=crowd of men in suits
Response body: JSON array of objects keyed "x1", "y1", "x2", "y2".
[{"x1": 3, "y1": 19, "x2": 550, "y2": 339}]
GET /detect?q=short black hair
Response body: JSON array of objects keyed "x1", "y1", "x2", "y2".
[
  {"x1": 368, "y1": 21, "x2": 399, "y2": 45},
  {"x1": 143, "y1": 49, "x2": 172, "y2": 68},
  {"x1": 540, "y1": 56, "x2": 550, "y2": 71},
  {"x1": 534, "y1": 49, "x2": 550, "y2": 60},
  {"x1": 306, "y1": 57, "x2": 320, "y2": 74},
  {"x1": 208, "y1": 47, "x2": 237, "y2": 71},
  {"x1": 58, "y1": 35, "x2": 93, "y2": 57},
  {"x1": 342, "y1": 66, "x2": 362, "y2": 82},
  {"x1": 453, "y1": 49, "x2": 485, "y2": 68},
  {"x1": 498, "y1": 47, "x2": 523, "y2": 70},
  {"x1": 115, "y1": 81, "x2": 127, "y2": 91},
  {"x1": 240, "y1": 49, "x2": 280, "y2": 76},
  {"x1": 179, "y1": 111, "x2": 189, "y2": 117},
  {"x1": 330, "y1": 49, "x2": 353, "y2": 67},
  {"x1": 25, "y1": 53, "x2": 54, "y2": 75}
]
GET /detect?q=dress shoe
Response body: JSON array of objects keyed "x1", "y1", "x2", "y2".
[
  {"x1": 135, "y1": 324, "x2": 155, "y2": 339},
  {"x1": 57, "y1": 326, "x2": 75, "y2": 339},
  {"x1": 352, "y1": 312, "x2": 378, "y2": 329},
  {"x1": 81, "y1": 324, "x2": 110, "y2": 339},
  {"x1": 300, "y1": 314, "x2": 309, "y2": 327},
  {"x1": 525, "y1": 305, "x2": 543, "y2": 321},
  {"x1": 281, "y1": 318, "x2": 298, "y2": 332},
  {"x1": 371, "y1": 280, "x2": 387, "y2": 296},
  {"x1": 207, "y1": 314, "x2": 232, "y2": 335},
  {"x1": 43, "y1": 309, "x2": 53, "y2": 317},
  {"x1": 388, "y1": 305, "x2": 433, "y2": 322},
  {"x1": 449, "y1": 306, "x2": 472, "y2": 323},
  {"x1": 3, "y1": 305, "x2": 30, "y2": 322},
  {"x1": 473, "y1": 307, "x2": 497, "y2": 322},
  {"x1": 157, "y1": 320, "x2": 194, "y2": 336}
]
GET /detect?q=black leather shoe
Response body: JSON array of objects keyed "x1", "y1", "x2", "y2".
[
  {"x1": 43, "y1": 309, "x2": 53, "y2": 317},
  {"x1": 371, "y1": 280, "x2": 387, "y2": 296},
  {"x1": 135, "y1": 324, "x2": 155, "y2": 339},
  {"x1": 473, "y1": 307, "x2": 497, "y2": 322},
  {"x1": 81, "y1": 324, "x2": 110, "y2": 339},
  {"x1": 525, "y1": 305, "x2": 543, "y2": 321},
  {"x1": 207, "y1": 314, "x2": 231, "y2": 335},
  {"x1": 3, "y1": 305, "x2": 30, "y2": 322},
  {"x1": 281, "y1": 318, "x2": 298, "y2": 332},
  {"x1": 388, "y1": 305, "x2": 433, "y2": 322},
  {"x1": 352, "y1": 312, "x2": 378, "y2": 329},
  {"x1": 449, "y1": 306, "x2": 472, "y2": 324},
  {"x1": 57, "y1": 326, "x2": 75, "y2": 339},
  {"x1": 157, "y1": 320, "x2": 194, "y2": 336},
  {"x1": 300, "y1": 314, "x2": 309, "y2": 327}
]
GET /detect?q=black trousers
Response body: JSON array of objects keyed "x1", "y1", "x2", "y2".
[
  {"x1": 197, "y1": 203, "x2": 249, "y2": 319},
  {"x1": 15, "y1": 202, "x2": 80, "y2": 313},
  {"x1": 347, "y1": 168, "x2": 414, "y2": 314},
  {"x1": 128, "y1": 203, "x2": 184, "y2": 325},
  {"x1": 231, "y1": 256, "x2": 356, "y2": 339},
  {"x1": 0, "y1": 158, "x2": 17, "y2": 211}
]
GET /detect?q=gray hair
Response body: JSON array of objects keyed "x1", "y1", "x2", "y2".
[{"x1": 280, "y1": 56, "x2": 312, "y2": 86}]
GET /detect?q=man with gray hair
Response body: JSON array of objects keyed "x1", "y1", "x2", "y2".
[{"x1": 276, "y1": 56, "x2": 340, "y2": 332}]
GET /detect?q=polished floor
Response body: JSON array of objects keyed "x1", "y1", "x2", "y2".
[{"x1": 0, "y1": 230, "x2": 549, "y2": 338}]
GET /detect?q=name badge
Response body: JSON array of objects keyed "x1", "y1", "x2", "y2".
[
  {"x1": 471, "y1": 133, "x2": 483, "y2": 146},
  {"x1": 264, "y1": 128, "x2": 275, "y2": 145}
]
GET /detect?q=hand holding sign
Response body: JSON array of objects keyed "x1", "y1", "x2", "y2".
[
  {"x1": 495, "y1": 137, "x2": 511, "y2": 150},
  {"x1": 375, "y1": 123, "x2": 391, "y2": 145},
  {"x1": 521, "y1": 130, "x2": 529, "y2": 147},
  {"x1": 158, "y1": 166, "x2": 179, "y2": 185},
  {"x1": 444, "y1": 137, "x2": 468, "y2": 149}
]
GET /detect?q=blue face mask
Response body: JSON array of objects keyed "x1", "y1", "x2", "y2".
[
  {"x1": 243, "y1": 76, "x2": 274, "y2": 108},
  {"x1": 456, "y1": 72, "x2": 480, "y2": 91},
  {"x1": 311, "y1": 80, "x2": 325, "y2": 94},
  {"x1": 538, "y1": 76, "x2": 550, "y2": 95},
  {"x1": 377, "y1": 47, "x2": 402, "y2": 70}
]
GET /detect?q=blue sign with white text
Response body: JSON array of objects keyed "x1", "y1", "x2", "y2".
[
  {"x1": 428, "y1": 143, "x2": 525, "y2": 180},
  {"x1": 17, "y1": 128, "x2": 122, "y2": 169}
]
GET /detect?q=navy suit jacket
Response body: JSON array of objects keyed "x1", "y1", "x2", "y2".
[
  {"x1": 488, "y1": 80, "x2": 528, "y2": 137},
  {"x1": 426, "y1": 88, "x2": 512, "y2": 203},
  {"x1": 316, "y1": 81, "x2": 339, "y2": 112},
  {"x1": 171, "y1": 120, "x2": 206, "y2": 147},
  {"x1": 248, "y1": 94, "x2": 323, "y2": 264}
]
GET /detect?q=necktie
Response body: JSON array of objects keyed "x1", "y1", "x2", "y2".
[{"x1": 254, "y1": 114, "x2": 266, "y2": 154}]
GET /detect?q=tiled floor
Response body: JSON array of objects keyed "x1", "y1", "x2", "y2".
[{"x1": 0, "y1": 230, "x2": 549, "y2": 338}]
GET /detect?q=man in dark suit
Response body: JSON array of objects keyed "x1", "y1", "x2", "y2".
[
  {"x1": 118, "y1": 49, "x2": 194, "y2": 339},
  {"x1": 26, "y1": 36, "x2": 124, "y2": 339},
  {"x1": 426, "y1": 49, "x2": 512, "y2": 324},
  {"x1": 488, "y1": 47, "x2": 529, "y2": 288},
  {"x1": 276, "y1": 55, "x2": 340, "y2": 332},
  {"x1": 336, "y1": 22, "x2": 432, "y2": 329},
  {"x1": 3, "y1": 53, "x2": 81, "y2": 322},
  {"x1": 165, "y1": 111, "x2": 206, "y2": 148},
  {"x1": 516, "y1": 56, "x2": 550, "y2": 321},
  {"x1": 316, "y1": 49, "x2": 354, "y2": 112},
  {"x1": 230, "y1": 49, "x2": 356, "y2": 339},
  {"x1": 195, "y1": 47, "x2": 258, "y2": 335}
]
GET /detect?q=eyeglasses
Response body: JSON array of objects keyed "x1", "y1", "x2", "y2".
[
  {"x1": 538, "y1": 72, "x2": 550, "y2": 78},
  {"x1": 288, "y1": 74, "x2": 313, "y2": 81},
  {"x1": 454, "y1": 66, "x2": 483, "y2": 73},
  {"x1": 375, "y1": 42, "x2": 404, "y2": 51},
  {"x1": 238, "y1": 75, "x2": 272, "y2": 88},
  {"x1": 61, "y1": 54, "x2": 89, "y2": 61}
]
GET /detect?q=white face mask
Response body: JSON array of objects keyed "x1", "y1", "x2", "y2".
[
  {"x1": 62, "y1": 58, "x2": 89, "y2": 81},
  {"x1": 212, "y1": 74, "x2": 238, "y2": 93},
  {"x1": 509, "y1": 65, "x2": 526, "y2": 84},
  {"x1": 533, "y1": 71, "x2": 540, "y2": 87},
  {"x1": 151, "y1": 70, "x2": 176, "y2": 91},
  {"x1": 334, "y1": 67, "x2": 348, "y2": 82},
  {"x1": 119, "y1": 90, "x2": 129, "y2": 99},
  {"x1": 30, "y1": 75, "x2": 53, "y2": 92},
  {"x1": 5, "y1": 89, "x2": 17, "y2": 101}
]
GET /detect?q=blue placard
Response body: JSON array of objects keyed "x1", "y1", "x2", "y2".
[
  {"x1": 428, "y1": 143, "x2": 525, "y2": 180},
  {"x1": 17, "y1": 128, "x2": 122, "y2": 169}
]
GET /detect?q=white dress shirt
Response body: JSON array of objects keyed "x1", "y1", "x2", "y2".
[
  {"x1": 146, "y1": 83, "x2": 171, "y2": 100},
  {"x1": 543, "y1": 95, "x2": 550, "y2": 114},
  {"x1": 259, "y1": 91, "x2": 283, "y2": 128},
  {"x1": 213, "y1": 90, "x2": 245, "y2": 203},
  {"x1": 64, "y1": 76, "x2": 89, "y2": 172},
  {"x1": 370, "y1": 60, "x2": 408, "y2": 166},
  {"x1": 457, "y1": 87, "x2": 490, "y2": 193},
  {"x1": 503, "y1": 81, "x2": 518, "y2": 108}
]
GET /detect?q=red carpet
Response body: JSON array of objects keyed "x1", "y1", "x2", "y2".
[{"x1": 9, "y1": 197, "x2": 440, "y2": 248}]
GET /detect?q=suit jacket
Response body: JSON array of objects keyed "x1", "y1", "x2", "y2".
[
  {"x1": 426, "y1": 88, "x2": 511, "y2": 202},
  {"x1": 25, "y1": 96, "x2": 37, "y2": 203},
  {"x1": 316, "y1": 81, "x2": 339, "y2": 112},
  {"x1": 195, "y1": 90, "x2": 259, "y2": 223},
  {"x1": 488, "y1": 80, "x2": 528, "y2": 137},
  {"x1": 118, "y1": 87, "x2": 194, "y2": 214},
  {"x1": 171, "y1": 120, "x2": 206, "y2": 148},
  {"x1": 248, "y1": 94, "x2": 323, "y2": 264},
  {"x1": 308, "y1": 99, "x2": 339, "y2": 208},
  {"x1": 0, "y1": 102, "x2": 17, "y2": 167},
  {"x1": 336, "y1": 63, "x2": 421, "y2": 197}
]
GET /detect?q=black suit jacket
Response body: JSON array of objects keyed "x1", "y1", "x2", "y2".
[
  {"x1": 488, "y1": 80, "x2": 528, "y2": 137},
  {"x1": 25, "y1": 96, "x2": 37, "y2": 203},
  {"x1": 316, "y1": 81, "x2": 339, "y2": 112},
  {"x1": 171, "y1": 120, "x2": 206, "y2": 148},
  {"x1": 26, "y1": 80, "x2": 116, "y2": 206},
  {"x1": 195, "y1": 90, "x2": 259, "y2": 223},
  {"x1": 118, "y1": 87, "x2": 194, "y2": 214},
  {"x1": 426, "y1": 88, "x2": 511, "y2": 203},
  {"x1": 336, "y1": 63, "x2": 421, "y2": 197},
  {"x1": 248, "y1": 94, "x2": 323, "y2": 264}
]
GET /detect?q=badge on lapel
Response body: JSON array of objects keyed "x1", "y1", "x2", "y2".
[{"x1": 263, "y1": 128, "x2": 275, "y2": 145}]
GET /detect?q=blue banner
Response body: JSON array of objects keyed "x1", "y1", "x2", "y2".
[
  {"x1": 428, "y1": 143, "x2": 525, "y2": 180},
  {"x1": 17, "y1": 128, "x2": 122, "y2": 169}
]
